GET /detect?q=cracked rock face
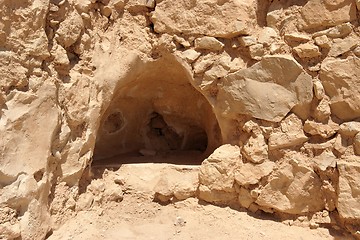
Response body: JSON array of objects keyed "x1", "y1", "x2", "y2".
[{"x1": 1, "y1": 0, "x2": 360, "y2": 238}]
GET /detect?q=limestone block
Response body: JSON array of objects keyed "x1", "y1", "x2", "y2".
[
  {"x1": 257, "y1": 27, "x2": 279, "y2": 46},
  {"x1": 150, "y1": 0, "x2": 257, "y2": 38},
  {"x1": 300, "y1": 0, "x2": 357, "y2": 30},
  {"x1": 314, "y1": 35, "x2": 331, "y2": 48},
  {"x1": 216, "y1": 55, "x2": 313, "y2": 122},
  {"x1": 234, "y1": 161, "x2": 275, "y2": 186},
  {"x1": 256, "y1": 156, "x2": 324, "y2": 214},
  {"x1": 238, "y1": 36, "x2": 257, "y2": 47},
  {"x1": 249, "y1": 44, "x2": 265, "y2": 60},
  {"x1": 313, "y1": 23, "x2": 353, "y2": 39},
  {"x1": 284, "y1": 32, "x2": 311, "y2": 43},
  {"x1": 238, "y1": 188, "x2": 254, "y2": 208},
  {"x1": 339, "y1": 122, "x2": 360, "y2": 137},
  {"x1": 293, "y1": 43, "x2": 321, "y2": 59},
  {"x1": 56, "y1": 11, "x2": 84, "y2": 48},
  {"x1": 199, "y1": 145, "x2": 242, "y2": 193},
  {"x1": 0, "y1": 222, "x2": 21, "y2": 240},
  {"x1": 313, "y1": 97, "x2": 331, "y2": 122},
  {"x1": 313, "y1": 80, "x2": 325, "y2": 100},
  {"x1": 328, "y1": 36, "x2": 358, "y2": 57},
  {"x1": 195, "y1": 37, "x2": 224, "y2": 51},
  {"x1": 303, "y1": 120, "x2": 339, "y2": 138},
  {"x1": 353, "y1": 133, "x2": 360, "y2": 156},
  {"x1": 242, "y1": 133, "x2": 268, "y2": 164},
  {"x1": 268, "y1": 114, "x2": 308, "y2": 150},
  {"x1": 337, "y1": 161, "x2": 360, "y2": 220},
  {"x1": 320, "y1": 57, "x2": 360, "y2": 120}
]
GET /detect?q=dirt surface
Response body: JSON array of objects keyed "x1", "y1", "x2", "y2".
[{"x1": 47, "y1": 195, "x2": 352, "y2": 240}]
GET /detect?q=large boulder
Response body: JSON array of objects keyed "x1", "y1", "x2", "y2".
[
  {"x1": 320, "y1": 57, "x2": 360, "y2": 121},
  {"x1": 300, "y1": 0, "x2": 357, "y2": 30},
  {"x1": 216, "y1": 55, "x2": 313, "y2": 122},
  {"x1": 150, "y1": 0, "x2": 257, "y2": 38},
  {"x1": 256, "y1": 153, "x2": 325, "y2": 214},
  {"x1": 337, "y1": 160, "x2": 360, "y2": 220}
]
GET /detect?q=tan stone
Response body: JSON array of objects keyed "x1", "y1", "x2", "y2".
[
  {"x1": 0, "y1": 222, "x2": 21, "y2": 240},
  {"x1": 56, "y1": 11, "x2": 84, "y2": 48},
  {"x1": 284, "y1": 32, "x2": 311, "y2": 43},
  {"x1": 238, "y1": 36, "x2": 257, "y2": 47},
  {"x1": 328, "y1": 36, "x2": 358, "y2": 57},
  {"x1": 180, "y1": 49, "x2": 201, "y2": 63},
  {"x1": 314, "y1": 35, "x2": 331, "y2": 49},
  {"x1": 242, "y1": 133, "x2": 268, "y2": 164},
  {"x1": 337, "y1": 161, "x2": 360, "y2": 220},
  {"x1": 313, "y1": 97, "x2": 331, "y2": 122},
  {"x1": 217, "y1": 55, "x2": 313, "y2": 122},
  {"x1": 300, "y1": 0, "x2": 357, "y2": 30},
  {"x1": 313, "y1": 23, "x2": 353, "y2": 39},
  {"x1": 256, "y1": 155, "x2": 324, "y2": 214},
  {"x1": 257, "y1": 27, "x2": 278, "y2": 46},
  {"x1": 313, "y1": 80, "x2": 325, "y2": 100},
  {"x1": 199, "y1": 145, "x2": 242, "y2": 193},
  {"x1": 268, "y1": 114, "x2": 308, "y2": 150},
  {"x1": 320, "y1": 57, "x2": 360, "y2": 120},
  {"x1": 249, "y1": 44, "x2": 265, "y2": 60},
  {"x1": 234, "y1": 161, "x2": 275, "y2": 186},
  {"x1": 339, "y1": 122, "x2": 360, "y2": 137},
  {"x1": 353, "y1": 133, "x2": 360, "y2": 156},
  {"x1": 195, "y1": 37, "x2": 224, "y2": 51},
  {"x1": 238, "y1": 187, "x2": 254, "y2": 208},
  {"x1": 303, "y1": 120, "x2": 339, "y2": 138},
  {"x1": 293, "y1": 43, "x2": 321, "y2": 59},
  {"x1": 151, "y1": 0, "x2": 257, "y2": 38}
]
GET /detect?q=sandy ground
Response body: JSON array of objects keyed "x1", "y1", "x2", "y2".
[
  {"x1": 47, "y1": 162, "x2": 354, "y2": 240},
  {"x1": 47, "y1": 195, "x2": 353, "y2": 240}
]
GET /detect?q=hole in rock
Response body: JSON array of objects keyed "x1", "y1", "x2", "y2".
[{"x1": 92, "y1": 55, "x2": 222, "y2": 167}]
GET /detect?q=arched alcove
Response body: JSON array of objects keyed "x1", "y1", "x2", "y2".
[{"x1": 92, "y1": 55, "x2": 222, "y2": 166}]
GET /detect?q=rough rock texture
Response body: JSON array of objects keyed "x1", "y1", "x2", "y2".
[{"x1": 1, "y1": 0, "x2": 360, "y2": 238}]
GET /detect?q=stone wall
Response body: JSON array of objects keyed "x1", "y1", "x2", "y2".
[{"x1": 1, "y1": 0, "x2": 360, "y2": 239}]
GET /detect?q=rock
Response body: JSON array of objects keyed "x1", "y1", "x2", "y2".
[
  {"x1": 238, "y1": 187, "x2": 254, "y2": 208},
  {"x1": 303, "y1": 120, "x2": 339, "y2": 138},
  {"x1": 257, "y1": 27, "x2": 278, "y2": 46},
  {"x1": 249, "y1": 44, "x2": 265, "y2": 60},
  {"x1": 154, "y1": 167, "x2": 199, "y2": 201},
  {"x1": 357, "y1": 0, "x2": 360, "y2": 10},
  {"x1": 339, "y1": 122, "x2": 360, "y2": 137},
  {"x1": 268, "y1": 114, "x2": 308, "y2": 150},
  {"x1": 150, "y1": 0, "x2": 257, "y2": 38},
  {"x1": 0, "y1": 52, "x2": 28, "y2": 92},
  {"x1": 313, "y1": 23, "x2": 353, "y2": 39},
  {"x1": 242, "y1": 133, "x2": 268, "y2": 164},
  {"x1": 313, "y1": 97, "x2": 331, "y2": 122},
  {"x1": 56, "y1": 11, "x2": 84, "y2": 48},
  {"x1": 76, "y1": 193, "x2": 94, "y2": 211},
  {"x1": 334, "y1": 134, "x2": 347, "y2": 156},
  {"x1": 52, "y1": 42, "x2": 70, "y2": 66},
  {"x1": 337, "y1": 161, "x2": 360, "y2": 220},
  {"x1": 328, "y1": 36, "x2": 358, "y2": 57},
  {"x1": 199, "y1": 145, "x2": 242, "y2": 197},
  {"x1": 238, "y1": 36, "x2": 257, "y2": 47},
  {"x1": 20, "y1": 199, "x2": 51, "y2": 240},
  {"x1": 173, "y1": 36, "x2": 190, "y2": 48},
  {"x1": 300, "y1": 0, "x2": 357, "y2": 30},
  {"x1": 174, "y1": 216, "x2": 186, "y2": 227},
  {"x1": 354, "y1": 133, "x2": 360, "y2": 156},
  {"x1": 101, "y1": 6, "x2": 112, "y2": 17},
  {"x1": 354, "y1": 46, "x2": 360, "y2": 57},
  {"x1": 193, "y1": 54, "x2": 215, "y2": 74},
  {"x1": 313, "y1": 80, "x2": 325, "y2": 100},
  {"x1": 284, "y1": 32, "x2": 311, "y2": 43},
  {"x1": 256, "y1": 154, "x2": 324, "y2": 214},
  {"x1": 314, "y1": 35, "x2": 331, "y2": 49},
  {"x1": 195, "y1": 37, "x2": 224, "y2": 51},
  {"x1": 0, "y1": 222, "x2": 21, "y2": 240},
  {"x1": 293, "y1": 43, "x2": 321, "y2": 59},
  {"x1": 217, "y1": 55, "x2": 313, "y2": 122},
  {"x1": 320, "y1": 57, "x2": 360, "y2": 120},
  {"x1": 313, "y1": 150, "x2": 337, "y2": 171},
  {"x1": 234, "y1": 161, "x2": 275, "y2": 186},
  {"x1": 75, "y1": 0, "x2": 92, "y2": 12},
  {"x1": 104, "y1": 184, "x2": 123, "y2": 202},
  {"x1": 266, "y1": 9, "x2": 282, "y2": 28}
]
